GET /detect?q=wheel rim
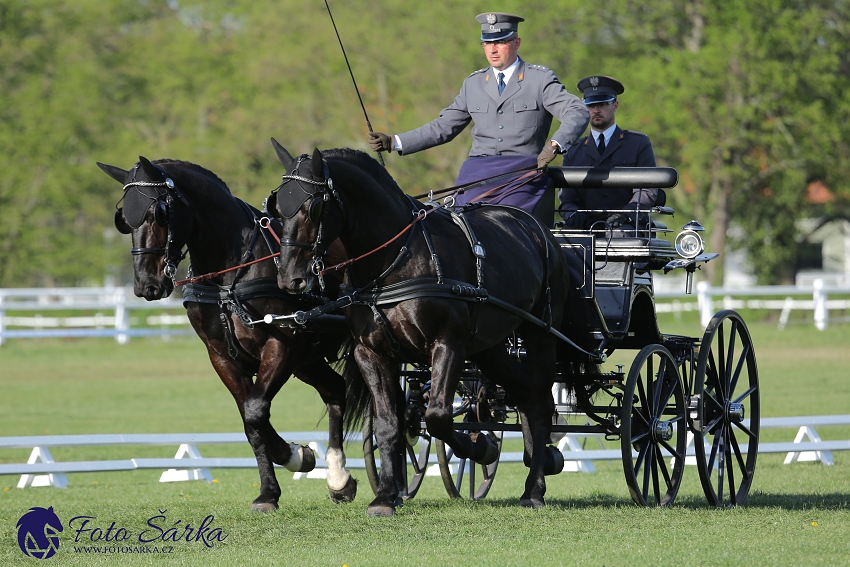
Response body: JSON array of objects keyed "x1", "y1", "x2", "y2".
[
  {"x1": 621, "y1": 344, "x2": 687, "y2": 507},
  {"x1": 435, "y1": 381, "x2": 503, "y2": 500},
  {"x1": 693, "y1": 310, "x2": 760, "y2": 507},
  {"x1": 435, "y1": 430, "x2": 502, "y2": 500}
]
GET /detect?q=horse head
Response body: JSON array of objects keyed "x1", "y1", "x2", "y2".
[
  {"x1": 98, "y1": 156, "x2": 193, "y2": 300},
  {"x1": 265, "y1": 139, "x2": 345, "y2": 294}
]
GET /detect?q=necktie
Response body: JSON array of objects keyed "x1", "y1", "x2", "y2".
[
  {"x1": 597, "y1": 134, "x2": 606, "y2": 154},
  {"x1": 498, "y1": 72, "x2": 506, "y2": 95}
]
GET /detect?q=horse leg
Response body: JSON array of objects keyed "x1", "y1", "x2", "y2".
[
  {"x1": 513, "y1": 331, "x2": 560, "y2": 508},
  {"x1": 425, "y1": 343, "x2": 499, "y2": 465},
  {"x1": 354, "y1": 344, "x2": 404, "y2": 516},
  {"x1": 294, "y1": 360, "x2": 357, "y2": 504}
]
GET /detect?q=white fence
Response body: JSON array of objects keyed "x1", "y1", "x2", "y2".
[
  {"x1": 1, "y1": 281, "x2": 849, "y2": 346},
  {"x1": 655, "y1": 279, "x2": 850, "y2": 330},
  {"x1": 0, "y1": 287, "x2": 191, "y2": 346},
  {"x1": 2, "y1": 415, "x2": 848, "y2": 488}
]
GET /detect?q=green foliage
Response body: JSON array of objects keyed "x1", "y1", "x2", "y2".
[{"x1": 1, "y1": 0, "x2": 849, "y2": 285}]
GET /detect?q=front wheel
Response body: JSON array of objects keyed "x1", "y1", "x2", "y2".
[
  {"x1": 362, "y1": 405, "x2": 431, "y2": 500},
  {"x1": 621, "y1": 344, "x2": 687, "y2": 507},
  {"x1": 692, "y1": 310, "x2": 760, "y2": 507}
]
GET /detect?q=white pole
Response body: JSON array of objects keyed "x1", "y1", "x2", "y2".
[
  {"x1": 813, "y1": 278, "x2": 828, "y2": 331},
  {"x1": 697, "y1": 281, "x2": 713, "y2": 327}
]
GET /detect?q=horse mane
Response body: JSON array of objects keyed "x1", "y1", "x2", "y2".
[
  {"x1": 322, "y1": 148, "x2": 406, "y2": 197},
  {"x1": 152, "y1": 159, "x2": 233, "y2": 195}
]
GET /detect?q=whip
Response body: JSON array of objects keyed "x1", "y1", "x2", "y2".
[{"x1": 323, "y1": 0, "x2": 385, "y2": 167}]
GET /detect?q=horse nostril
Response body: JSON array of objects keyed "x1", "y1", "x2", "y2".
[{"x1": 290, "y1": 278, "x2": 306, "y2": 293}]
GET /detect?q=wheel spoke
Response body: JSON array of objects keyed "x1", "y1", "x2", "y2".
[
  {"x1": 733, "y1": 420, "x2": 757, "y2": 441},
  {"x1": 637, "y1": 371, "x2": 649, "y2": 412},
  {"x1": 726, "y1": 441, "x2": 737, "y2": 506},
  {"x1": 728, "y1": 427, "x2": 751, "y2": 483},
  {"x1": 715, "y1": 426, "x2": 727, "y2": 502},
  {"x1": 651, "y1": 448, "x2": 662, "y2": 505},
  {"x1": 733, "y1": 385, "x2": 757, "y2": 405},
  {"x1": 641, "y1": 444, "x2": 653, "y2": 498},
  {"x1": 729, "y1": 343, "x2": 750, "y2": 395},
  {"x1": 660, "y1": 438, "x2": 682, "y2": 461},
  {"x1": 455, "y1": 458, "x2": 466, "y2": 492},
  {"x1": 654, "y1": 445, "x2": 673, "y2": 489},
  {"x1": 724, "y1": 321, "x2": 738, "y2": 394},
  {"x1": 652, "y1": 358, "x2": 664, "y2": 413}
]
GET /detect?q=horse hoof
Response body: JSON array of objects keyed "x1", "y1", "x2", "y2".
[
  {"x1": 475, "y1": 434, "x2": 499, "y2": 466},
  {"x1": 544, "y1": 445, "x2": 565, "y2": 476},
  {"x1": 366, "y1": 504, "x2": 396, "y2": 517},
  {"x1": 329, "y1": 476, "x2": 358, "y2": 504},
  {"x1": 251, "y1": 502, "x2": 279, "y2": 513},
  {"x1": 519, "y1": 498, "x2": 546, "y2": 509}
]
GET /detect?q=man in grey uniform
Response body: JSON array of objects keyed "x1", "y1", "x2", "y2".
[{"x1": 368, "y1": 12, "x2": 589, "y2": 214}]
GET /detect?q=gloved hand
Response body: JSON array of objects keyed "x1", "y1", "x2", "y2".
[
  {"x1": 564, "y1": 212, "x2": 589, "y2": 229},
  {"x1": 605, "y1": 213, "x2": 631, "y2": 228},
  {"x1": 368, "y1": 132, "x2": 393, "y2": 153},
  {"x1": 537, "y1": 143, "x2": 559, "y2": 168}
]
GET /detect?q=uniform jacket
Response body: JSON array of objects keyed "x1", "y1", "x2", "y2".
[
  {"x1": 558, "y1": 126, "x2": 657, "y2": 220},
  {"x1": 397, "y1": 58, "x2": 589, "y2": 158}
]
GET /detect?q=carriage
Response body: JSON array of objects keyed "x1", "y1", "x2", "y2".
[
  {"x1": 102, "y1": 145, "x2": 759, "y2": 515},
  {"x1": 356, "y1": 165, "x2": 760, "y2": 509}
]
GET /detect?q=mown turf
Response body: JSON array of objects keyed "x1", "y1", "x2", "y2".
[{"x1": 1, "y1": 321, "x2": 849, "y2": 566}]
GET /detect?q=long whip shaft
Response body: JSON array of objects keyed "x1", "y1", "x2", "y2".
[{"x1": 324, "y1": 0, "x2": 385, "y2": 167}]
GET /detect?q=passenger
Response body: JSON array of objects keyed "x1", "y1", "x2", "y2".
[
  {"x1": 558, "y1": 76, "x2": 659, "y2": 232},
  {"x1": 367, "y1": 12, "x2": 589, "y2": 214}
]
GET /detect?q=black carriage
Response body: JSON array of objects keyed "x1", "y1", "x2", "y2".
[{"x1": 361, "y1": 166, "x2": 761, "y2": 508}]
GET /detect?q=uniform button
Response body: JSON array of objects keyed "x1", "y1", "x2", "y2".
[
  {"x1": 523, "y1": 104, "x2": 527, "y2": 108},
  {"x1": 498, "y1": 137, "x2": 503, "y2": 142},
  {"x1": 499, "y1": 125, "x2": 504, "y2": 129},
  {"x1": 496, "y1": 152, "x2": 502, "y2": 155},
  {"x1": 476, "y1": 106, "x2": 480, "y2": 110},
  {"x1": 498, "y1": 110, "x2": 503, "y2": 114}
]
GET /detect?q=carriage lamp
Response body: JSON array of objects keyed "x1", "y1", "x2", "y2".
[{"x1": 675, "y1": 220, "x2": 706, "y2": 259}]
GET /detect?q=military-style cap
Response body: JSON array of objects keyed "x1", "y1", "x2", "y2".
[
  {"x1": 476, "y1": 12, "x2": 524, "y2": 41},
  {"x1": 577, "y1": 75, "x2": 625, "y2": 105}
]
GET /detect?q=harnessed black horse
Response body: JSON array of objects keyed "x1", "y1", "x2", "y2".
[
  {"x1": 264, "y1": 141, "x2": 582, "y2": 516},
  {"x1": 98, "y1": 156, "x2": 370, "y2": 511}
]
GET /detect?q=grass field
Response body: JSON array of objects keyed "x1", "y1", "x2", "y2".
[{"x1": 1, "y1": 316, "x2": 849, "y2": 566}]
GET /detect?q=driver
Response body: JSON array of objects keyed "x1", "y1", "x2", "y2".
[{"x1": 367, "y1": 12, "x2": 589, "y2": 215}]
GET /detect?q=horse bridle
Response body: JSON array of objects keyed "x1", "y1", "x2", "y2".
[
  {"x1": 267, "y1": 154, "x2": 343, "y2": 291},
  {"x1": 120, "y1": 164, "x2": 189, "y2": 281}
]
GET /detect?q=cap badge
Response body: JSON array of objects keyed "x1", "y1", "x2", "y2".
[
  {"x1": 590, "y1": 76, "x2": 599, "y2": 88},
  {"x1": 486, "y1": 13, "x2": 496, "y2": 24}
]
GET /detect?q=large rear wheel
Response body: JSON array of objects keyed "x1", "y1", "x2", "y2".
[
  {"x1": 692, "y1": 310, "x2": 760, "y2": 507},
  {"x1": 621, "y1": 344, "x2": 687, "y2": 506}
]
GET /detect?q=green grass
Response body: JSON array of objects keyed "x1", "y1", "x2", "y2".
[{"x1": 1, "y1": 322, "x2": 849, "y2": 566}]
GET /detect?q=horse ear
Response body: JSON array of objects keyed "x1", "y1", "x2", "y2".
[
  {"x1": 271, "y1": 138, "x2": 295, "y2": 171},
  {"x1": 138, "y1": 156, "x2": 163, "y2": 180},
  {"x1": 97, "y1": 162, "x2": 129, "y2": 184},
  {"x1": 311, "y1": 148, "x2": 323, "y2": 178}
]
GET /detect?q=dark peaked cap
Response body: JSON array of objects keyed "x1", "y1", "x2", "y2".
[
  {"x1": 476, "y1": 12, "x2": 524, "y2": 41},
  {"x1": 577, "y1": 75, "x2": 625, "y2": 105}
]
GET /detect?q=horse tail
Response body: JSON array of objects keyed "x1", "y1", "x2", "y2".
[{"x1": 334, "y1": 336, "x2": 371, "y2": 436}]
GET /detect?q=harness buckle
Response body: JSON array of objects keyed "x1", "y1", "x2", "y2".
[{"x1": 164, "y1": 261, "x2": 178, "y2": 279}]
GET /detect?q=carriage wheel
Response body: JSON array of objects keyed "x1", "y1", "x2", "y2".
[
  {"x1": 692, "y1": 310, "x2": 760, "y2": 507},
  {"x1": 621, "y1": 344, "x2": 687, "y2": 507},
  {"x1": 362, "y1": 404, "x2": 431, "y2": 500},
  {"x1": 435, "y1": 383, "x2": 503, "y2": 500}
]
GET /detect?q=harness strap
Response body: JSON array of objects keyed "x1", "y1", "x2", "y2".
[{"x1": 448, "y1": 209, "x2": 486, "y2": 289}]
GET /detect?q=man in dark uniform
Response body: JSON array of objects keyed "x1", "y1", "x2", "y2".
[
  {"x1": 558, "y1": 75, "x2": 658, "y2": 230},
  {"x1": 368, "y1": 12, "x2": 589, "y2": 214}
]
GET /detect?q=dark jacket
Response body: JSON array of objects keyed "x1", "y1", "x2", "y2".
[{"x1": 558, "y1": 126, "x2": 657, "y2": 222}]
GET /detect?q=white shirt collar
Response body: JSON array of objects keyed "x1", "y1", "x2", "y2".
[
  {"x1": 592, "y1": 124, "x2": 617, "y2": 145},
  {"x1": 493, "y1": 57, "x2": 520, "y2": 84}
]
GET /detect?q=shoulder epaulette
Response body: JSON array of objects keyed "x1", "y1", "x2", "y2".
[
  {"x1": 469, "y1": 67, "x2": 489, "y2": 77},
  {"x1": 524, "y1": 63, "x2": 550, "y2": 72},
  {"x1": 621, "y1": 129, "x2": 649, "y2": 138}
]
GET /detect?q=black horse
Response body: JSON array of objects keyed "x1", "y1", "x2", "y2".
[
  {"x1": 98, "y1": 156, "x2": 367, "y2": 511},
  {"x1": 265, "y1": 141, "x2": 572, "y2": 516}
]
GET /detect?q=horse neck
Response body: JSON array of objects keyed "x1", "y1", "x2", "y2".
[
  {"x1": 335, "y1": 166, "x2": 417, "y2": 282},
  {"x1": 174, "y1": 176, "x2": 258, "y2": 279}
]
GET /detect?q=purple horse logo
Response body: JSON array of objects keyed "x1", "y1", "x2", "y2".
[{"x1": 16, "y1": 506, "x2": 63, "y2": 559}]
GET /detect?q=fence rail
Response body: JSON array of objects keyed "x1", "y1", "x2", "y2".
[
  {"x1": 2, "y1": 280, "x2": 849, "y2": 346},
  {"x1": 0, "y1": 287, "x2": 190, "y2": 346},
  {"x1": 2, "y1": 415, "x2": 847, "y2": 487}
]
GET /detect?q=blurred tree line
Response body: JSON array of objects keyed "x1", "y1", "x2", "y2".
[{"x1": 1, "y1": 0, "x2": 848, "y2": 287}]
